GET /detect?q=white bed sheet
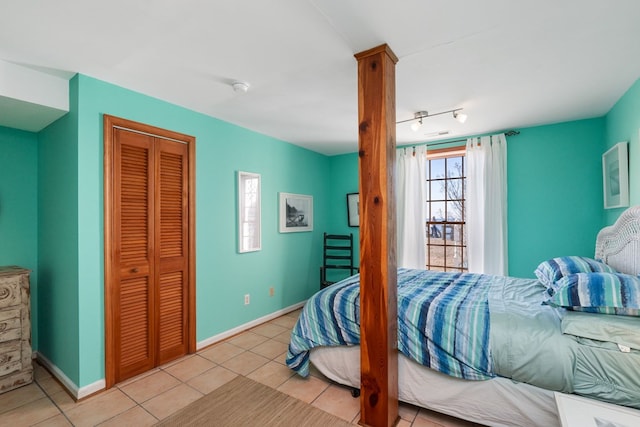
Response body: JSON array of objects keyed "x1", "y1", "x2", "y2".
[{"x1": 310, "y1": 346, "x2": 560, "y2": 427}]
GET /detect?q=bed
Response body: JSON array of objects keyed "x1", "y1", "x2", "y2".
[{"x1": 286, "y1": 206, "x2": 640, "y2": 427}]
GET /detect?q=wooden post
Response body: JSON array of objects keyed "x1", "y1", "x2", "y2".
[{"x1": 354, "y1": 44, "x2": 399, "y2": 427}]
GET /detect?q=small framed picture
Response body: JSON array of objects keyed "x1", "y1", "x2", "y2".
[
  {"x1": 347, "y1": 193, "x2": 359, "y2": 227},
  {"x1": 279, "y1": 193, "x2": 313, "y2": 233},
  {"x1": 602, "y1": 142, "x2": 629, "y2": 209}
]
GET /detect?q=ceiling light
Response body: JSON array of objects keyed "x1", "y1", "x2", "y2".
[
  {"x1": 410, "y1": 114, "x2": 424, "y2": 131},
  {"x1": 397, "y1": 108, "x2": 467, "y2": 128},
  {"x1": 231, "y1": 81, "x2": 250, "y2": 93},
  {"x1": 453, "y1": 110, "x2": 467, "y2": 123},
  {"x1": 410, "y1": 111, "x2": 427, "y2": 131}
]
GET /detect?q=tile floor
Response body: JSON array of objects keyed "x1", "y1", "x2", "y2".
[{"x1": 0, "y1": 309, "x2": 479, "y2": 426}]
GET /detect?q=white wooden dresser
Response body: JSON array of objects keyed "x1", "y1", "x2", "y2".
[{"x1": 0, "y1": 266, "x2": 33, "y2": 394}]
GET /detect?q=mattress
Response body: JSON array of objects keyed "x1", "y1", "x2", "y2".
[{"x1": 310, "y1": 345, "x2": 560, "y2": 427}]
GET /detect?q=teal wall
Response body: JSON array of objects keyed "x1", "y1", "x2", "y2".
[
  {"x1": 36, "y1": 74, "x2": 330, "y2": 388},
  {"x1": 38, "y1": 76, "x2": 80, "y2": 385},
  {"x1": 326, "y1": 118, "x2": 606, "y2": 279},
  {"x1": 507, "y1": 119, "x2": 605, "y2": 277},
  {"x1": 324, "y1": 152, "x2": 360, "y2": 283},
  {"x1": 0, "y1": 126, "x2": 39, "y2": 348},
  {"x1": 604, "y1": 78, "x2": 640, "y2": 224}
]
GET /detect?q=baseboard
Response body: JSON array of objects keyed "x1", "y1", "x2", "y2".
[
  {"x1": 34, "y1": 352, "x2": 106, "y2": 400},
  {"x1": 196, "y1": 301, "x2": 304, "y2": 350},
  {"x1": 34, "y1": 303, "x2": 303, "y2": 397}
]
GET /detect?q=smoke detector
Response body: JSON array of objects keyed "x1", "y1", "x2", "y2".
[{"x1": 231, "y1": 81, "x2": 250, "y2": 93}]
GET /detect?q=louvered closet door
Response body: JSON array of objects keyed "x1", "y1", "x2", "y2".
[
  {"x1": 113, "y1": 128, "x2": 156, "y2": 381},
  {"x1": 112, "y1": 128, "x2": 189, "y2": 383},
  {"x1": 155, "y1": 138, "x2": 189, "y2": 364}
]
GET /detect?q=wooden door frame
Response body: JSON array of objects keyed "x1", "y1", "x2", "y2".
[{"x1": 103, "y1": 114, "x2": 196, "y2": 388}]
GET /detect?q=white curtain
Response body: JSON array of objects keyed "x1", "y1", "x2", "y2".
[
  {"x1": 397, "y1": 145, "x2": 427, "y2": 269},
  {"x1": 466, "y1": 134, "x2": 508, "y2": 275}
]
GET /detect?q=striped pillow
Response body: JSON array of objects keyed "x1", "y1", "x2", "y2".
[
  {"x1": 534, "y1": 256, "x2": 617, "y2": 295},
  {"x1": 546, "y1": 272, "x2": 640, "y2": 317}
]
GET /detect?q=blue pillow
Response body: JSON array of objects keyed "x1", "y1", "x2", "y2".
[
  {"x1": 546, "y1": 272, "x2": 640, "y2": 317},
  {"x1": 534, "y1": 256, "x2": 617, "y2": 295}
]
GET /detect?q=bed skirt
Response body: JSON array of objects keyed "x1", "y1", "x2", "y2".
[{"x1": 310, "y1": 346, "x2": 560, "y2": 427}]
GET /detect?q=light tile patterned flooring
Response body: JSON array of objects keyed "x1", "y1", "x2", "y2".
[{"x1": 1, "y1": 309, "x2": 478, "y2": 426}]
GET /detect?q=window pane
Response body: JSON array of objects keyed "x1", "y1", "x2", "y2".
[
  {"x1": 447, "y1": 157, "x2": 464, "y2": 178},
  {"x1": 430, "y1": 158, "x2": 446, "y2": 179},
  {"x1": 446, "y1": 201, "x2": 463, "y2": 221},
  {"x1": 430, "y1": 181, "x2": 445, "y2": 201},
  {"x1": 450, "y1": 224, "x2": 465, "y2": 244},
  {"x1": 445, "y1": 246, "x2": 464, "y2": 267},
  {"x1": 446, "y1": 178, "x2": 464, "y2": 202},
  {"x1": 429, "y1": 201, "x2": 445, "y2": 220},
  {"x1": 427, "y1": 243, "x2": 445, "y2": 267},
  {"x1": 428, "y1": 220, "x2": 442, "y2": 239}
]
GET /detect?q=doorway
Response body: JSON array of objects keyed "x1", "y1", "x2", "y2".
[{"x1": 103, "y1": 115, "x2": 196, "y2": 387}]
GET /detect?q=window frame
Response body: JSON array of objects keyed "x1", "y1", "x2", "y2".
[
  {"x1": 237, "y1": 171, "x2": 262, "y2": 253},
  {"x1": 425, "y1": 146, "x2": 467, "y2": 272}
]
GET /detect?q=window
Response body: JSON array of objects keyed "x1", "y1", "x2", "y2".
[
  {"x1": 426, "y1": 147, "x2": 466, "y2": 272},
  {"x1": 238, "y1": 171, "x2": 261, "y2": 252}
]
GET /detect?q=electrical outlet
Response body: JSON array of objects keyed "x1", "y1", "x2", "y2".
[
  {"x1": 269, "y1": 287, "x2": 275, "y2": 297},
  {"x1": 244, "y1": 294, "x2": 250, "y2": 305}
]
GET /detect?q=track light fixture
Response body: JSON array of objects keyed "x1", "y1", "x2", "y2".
[
  {"x1": 397, "y1": 108, "x2": 467, "y2": 131},
  {"x1": 453, "y1": 110, "x2": 467, "y2": 123},
  {"x1": 410, "y1": 111, "x2": 427, "y2": 131}
]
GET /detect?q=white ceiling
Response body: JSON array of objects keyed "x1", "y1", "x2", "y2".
[{"x1": 1, "y1": 0, "x2": 639, "y2": 155}]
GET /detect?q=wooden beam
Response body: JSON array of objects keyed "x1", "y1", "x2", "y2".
[{"x1": 354, "y1": 44, "x2": 399, "y2": 427}]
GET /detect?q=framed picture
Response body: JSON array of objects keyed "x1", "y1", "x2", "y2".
[
  {"x1": 279, "y1": 193, "x2": 313, "y2": 232},
  {"x1": 347, "y1": 193, "x2": 359, "y2": 227},
  {"x1": 602, "y1": 141, "x2": 629, "y2": 209}
]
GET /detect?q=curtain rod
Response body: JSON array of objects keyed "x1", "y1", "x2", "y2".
[{"x1": 400, "y1": 130, "x2": 520, "y2": 149}]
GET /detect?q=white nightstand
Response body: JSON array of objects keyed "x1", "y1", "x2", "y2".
[{"x1": 555, "y1": 392, "x2": 640, "y2": 427}]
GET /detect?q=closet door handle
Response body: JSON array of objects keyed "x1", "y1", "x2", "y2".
[{"x1": 130, "y1": 267, "x2": 139, "y2": 273}]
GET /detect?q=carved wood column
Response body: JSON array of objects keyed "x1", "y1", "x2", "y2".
[{"x1": 354, "y1": 44, "x2": 399, "y2": 427}]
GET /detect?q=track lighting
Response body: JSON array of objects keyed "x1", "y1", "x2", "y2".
[
  {"x1": 397, "y1": 108, "x2": 467, "y2": 130},
  {"x1": 410, "y1": 111, "x2": 427, "y2": 131},
  {"x1": 453, "y1": 110, "x2": 467, "y2": 123}
]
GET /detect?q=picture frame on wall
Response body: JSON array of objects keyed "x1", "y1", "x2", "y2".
[
  {"x1": 347, "y1": 192, "x2": 359, "y2": 227},
  {"x1": 279, "y1": 192, "x2": 313, "y2": 232},
  {"x1": 602, "y1": 141, "x2": 629, "y2": 209}
]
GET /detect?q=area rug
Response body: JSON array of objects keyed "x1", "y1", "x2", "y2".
[{"x1": 156, "y1": 375, "x2": 353, "y2": 426}]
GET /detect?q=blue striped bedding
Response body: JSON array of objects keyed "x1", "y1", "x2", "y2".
[
  {"x1": 286, "y1": 268, "x2": 494, "y2": 380},
  {"x1": 287, "y1": 268, "x2": 640, "y2": 409}
]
